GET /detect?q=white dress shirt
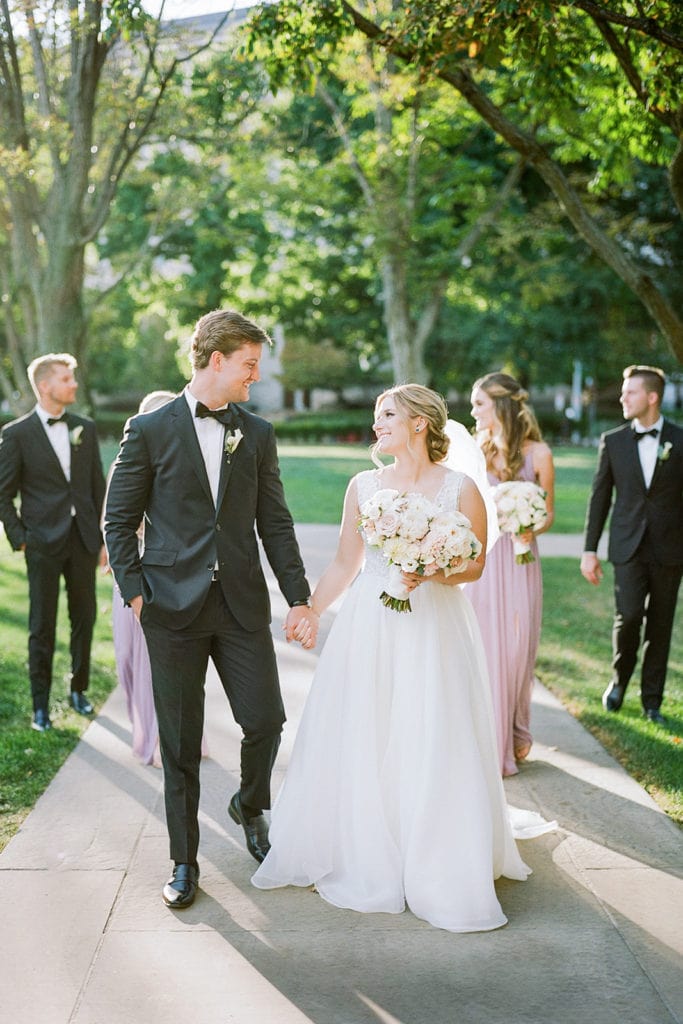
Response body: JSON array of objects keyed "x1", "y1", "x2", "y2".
[
  {"x1": 633, "y1": 415, "x2": 663, "y2": 489},
  {"x1": 184, "y1": 388, "x2": 226, "y2": 507},
  {"x1": 36, "y1": 404, "x2": 71, "y2": 481}
]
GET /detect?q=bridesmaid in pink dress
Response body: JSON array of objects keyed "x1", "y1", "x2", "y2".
[{"x1": 464, "y1": 373, "x2": 555, "y2": 777}]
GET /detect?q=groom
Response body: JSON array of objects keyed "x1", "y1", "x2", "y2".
[
  {"x1": 104, "y1": 309, "x2": 318, "y2": 909},
  {"x1": 581, "y1": 365, "x2": 683, "y2": 724}
]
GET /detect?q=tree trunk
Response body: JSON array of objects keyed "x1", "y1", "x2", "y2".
[{"x1": 381, "y1": 252, "x2": 429, "y2": 383}]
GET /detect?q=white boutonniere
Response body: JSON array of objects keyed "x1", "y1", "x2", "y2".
[
  {"x1": 69, "y1": 425, "x2": 84, "y2": 448},
  {"x1": 224, "y1": 428, "x2": 243, "y2": 458},
  {"x1": 657, "y1": 441, "x2": 672, "y2": 462}
]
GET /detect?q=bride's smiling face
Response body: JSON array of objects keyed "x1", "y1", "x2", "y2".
[{"x1": 373, "y1": 397, "x2": 411, "y2": 453}]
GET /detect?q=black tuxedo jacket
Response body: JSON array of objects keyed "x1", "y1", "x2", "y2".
[
  {"x1": 104, "y1": 395, "x2": 309, "y2": 631},
  {"x1": 583, "y1": 418, "x2": 683, "y2": 565},
  {"x1": 0, "y1": 409, "x2": 106, "y2": 555}
]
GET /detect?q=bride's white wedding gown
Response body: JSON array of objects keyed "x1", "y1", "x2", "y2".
[{"x1": 252, "y1": 469, "x2": 552, "y2": 932}]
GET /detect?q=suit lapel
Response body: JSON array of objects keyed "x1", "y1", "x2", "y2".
[
  {"x1": 29, "y1": 412, "x2": 69, "y2": 482},
  {"x1": 215, "y1": 405, "x2": 242, "y2": 513},
  {"x1": 619, "y1": 424, "x2": 647, "y2": 492},
  {"x1": 648, "y1": 420, "x2": 671, "y2": 492},
  {"x1": 170, "y1": 397, "x2": 214, "y2": 504}
]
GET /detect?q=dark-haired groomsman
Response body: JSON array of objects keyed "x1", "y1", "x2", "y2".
[{"x1": 581, "y1": 364, "x2": 683, "y2": 725}]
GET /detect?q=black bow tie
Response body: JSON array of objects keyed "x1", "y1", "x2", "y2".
[
  {"x1": 634, "y1": 428, "x2": 659, "y2": 441},
  {"x1": 195, "y1": 402, "x2": 235, "y2": 427},
  {"x1": 47, "y1": 414, "x2": 66, "y2": 426}
]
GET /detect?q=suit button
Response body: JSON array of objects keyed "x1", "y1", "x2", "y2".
[{"x1": 216, "y1": 523, "x2": 222, "y2": 532}]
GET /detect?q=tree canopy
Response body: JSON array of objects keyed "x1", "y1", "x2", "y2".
[
  {"x1": 0, "y1": 0, "x2": 231, "y2": 406},
  {"x1": 249, "y1": 0, "x2": 683, "y2": 364}
]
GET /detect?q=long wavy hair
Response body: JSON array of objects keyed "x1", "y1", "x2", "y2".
[
  {"x1": 473, "y1": 372, "x2": 542, "y2": 481},
  {"x1": 372, "y1": 384, "x2": 450, "y2": 466}
]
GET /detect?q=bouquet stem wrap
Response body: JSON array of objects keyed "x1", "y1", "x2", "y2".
[
  {"x1": 512, "y1": 537, "x2": 534, "y2": 564},
  {"x1": 380, "y1": 564, "x2": 413, "y2": 613}
]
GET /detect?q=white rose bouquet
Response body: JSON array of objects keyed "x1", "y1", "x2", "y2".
[
  {"x1": 359, "y1": 489, "x2": 482, "y2": 612},
  {"x1": 492, "y1": 481, "x2": 548, "y2": 564}
]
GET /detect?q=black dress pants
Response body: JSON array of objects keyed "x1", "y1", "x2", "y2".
[
  {"x1": 25, "y1": 520, "x2": 98, "y2": 712},
  {"x1": 612, "y1": 554, "x2": 682, "y2": 710},
  {"x1": 142, "y1": 581, "x2": 286, "y2": 866}
]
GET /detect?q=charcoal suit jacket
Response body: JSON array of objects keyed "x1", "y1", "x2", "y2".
[
  {"x1": 104, "y1": 394, "x2": 309, "y2": 631},
  {"x1": 583, "y1": 418, "x2": 683, "y2": 566},
  {"x1": 0, "y1": 409, "x2": 105, "y2": 555}
]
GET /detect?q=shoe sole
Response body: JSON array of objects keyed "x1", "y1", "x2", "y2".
[{"x1": 163, "y1": 893, "x2": 196, "y2": 909}]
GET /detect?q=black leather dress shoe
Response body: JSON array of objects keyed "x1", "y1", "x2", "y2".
[
  {"x1": 644, "y1": 708, "x2": 666, "y2": 726},
  {"x1": 70, "y1": 692, "x2": 93, "y2": 715},
  {"x1": 162, "y1": 863, "x2": 199, "y2": 909},
  {"x1": 31, "y1": 709, "x2": 52, "y2": 732},
  {"x1": 228, "y1": 793, "x2": 270, "y2": 863},
  {"x1": 602, "y1": 681, "x2": 625, "y2": 712}
]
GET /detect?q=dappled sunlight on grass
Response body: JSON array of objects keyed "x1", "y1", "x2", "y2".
[
  {"x1": 537, "y1": 642, "x2": 601, "y2": 678},
  {"x1": 553, "y1": 450, "x2": 599, "y2": 470}
]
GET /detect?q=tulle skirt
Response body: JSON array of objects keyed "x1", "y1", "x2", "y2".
[{"x1": 252, "y1": 569, "x2": 546, "y2": 933}]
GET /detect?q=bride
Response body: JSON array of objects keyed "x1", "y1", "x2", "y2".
[{"x1": 252, "y1": 384, "x2": 553, "y2": 932}]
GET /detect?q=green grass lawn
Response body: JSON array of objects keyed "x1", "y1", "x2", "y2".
[
  {"x1": 0, "y1": 558, "x2": 118, "y2": 850},
  {"x1": 539, "y1": 559, "x2": 682, "y2": 824},
  {"x1": 1, "y1": 441, "x2": 679, "y2": 852},
  {"x1": 548, "y1": 447, "x2": 599, "y2": 532}
]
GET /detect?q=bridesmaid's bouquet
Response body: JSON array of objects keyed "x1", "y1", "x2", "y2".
[
  {"x1": 358, "y1": 488, "x2": 482, "y2": 612},
  {"x1": 492, "y1": 481, "x2": 548, "y2": 564}
]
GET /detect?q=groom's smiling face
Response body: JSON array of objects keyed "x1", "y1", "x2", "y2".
[{"x1": 215, "y1": 343, "x2": 262, "y2": 404}]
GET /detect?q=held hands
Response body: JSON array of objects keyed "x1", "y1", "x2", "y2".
[
  {"x1": 580, "y1": 552, "x2": 603, "y2": 586},
  {"x1": 284, "y1": 605, "x2": 319, "y2": 650}
]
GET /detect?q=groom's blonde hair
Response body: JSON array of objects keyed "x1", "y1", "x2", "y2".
[
  {"x1": 373, "y1": 384, "x2": 450, "y2": 464},
  {"x1": 190, "y1": 309, "x2": 271, "y2": 370}
]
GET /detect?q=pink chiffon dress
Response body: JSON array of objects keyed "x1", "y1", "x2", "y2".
[
  {"x1": 112, "y1": 586, "x2": 209, "y2": 766},
  {"x1": 112, "y1": 586, "x2": 161, "y2": 766},
  {"x1": 464, "y1": 451, "x2": 543, "y2": 777}
]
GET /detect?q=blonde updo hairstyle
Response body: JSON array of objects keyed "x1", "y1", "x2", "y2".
[
  {"x1": 474, "y1": 372, "x2": 542, "y2": 481},
  {"x1": 372, "y1": 384, "x2": 450, "y2": 466}
]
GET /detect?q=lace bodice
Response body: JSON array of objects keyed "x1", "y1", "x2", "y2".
[{"x1": 355, "y1": 468, "x2": 466, "y2": 579}]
